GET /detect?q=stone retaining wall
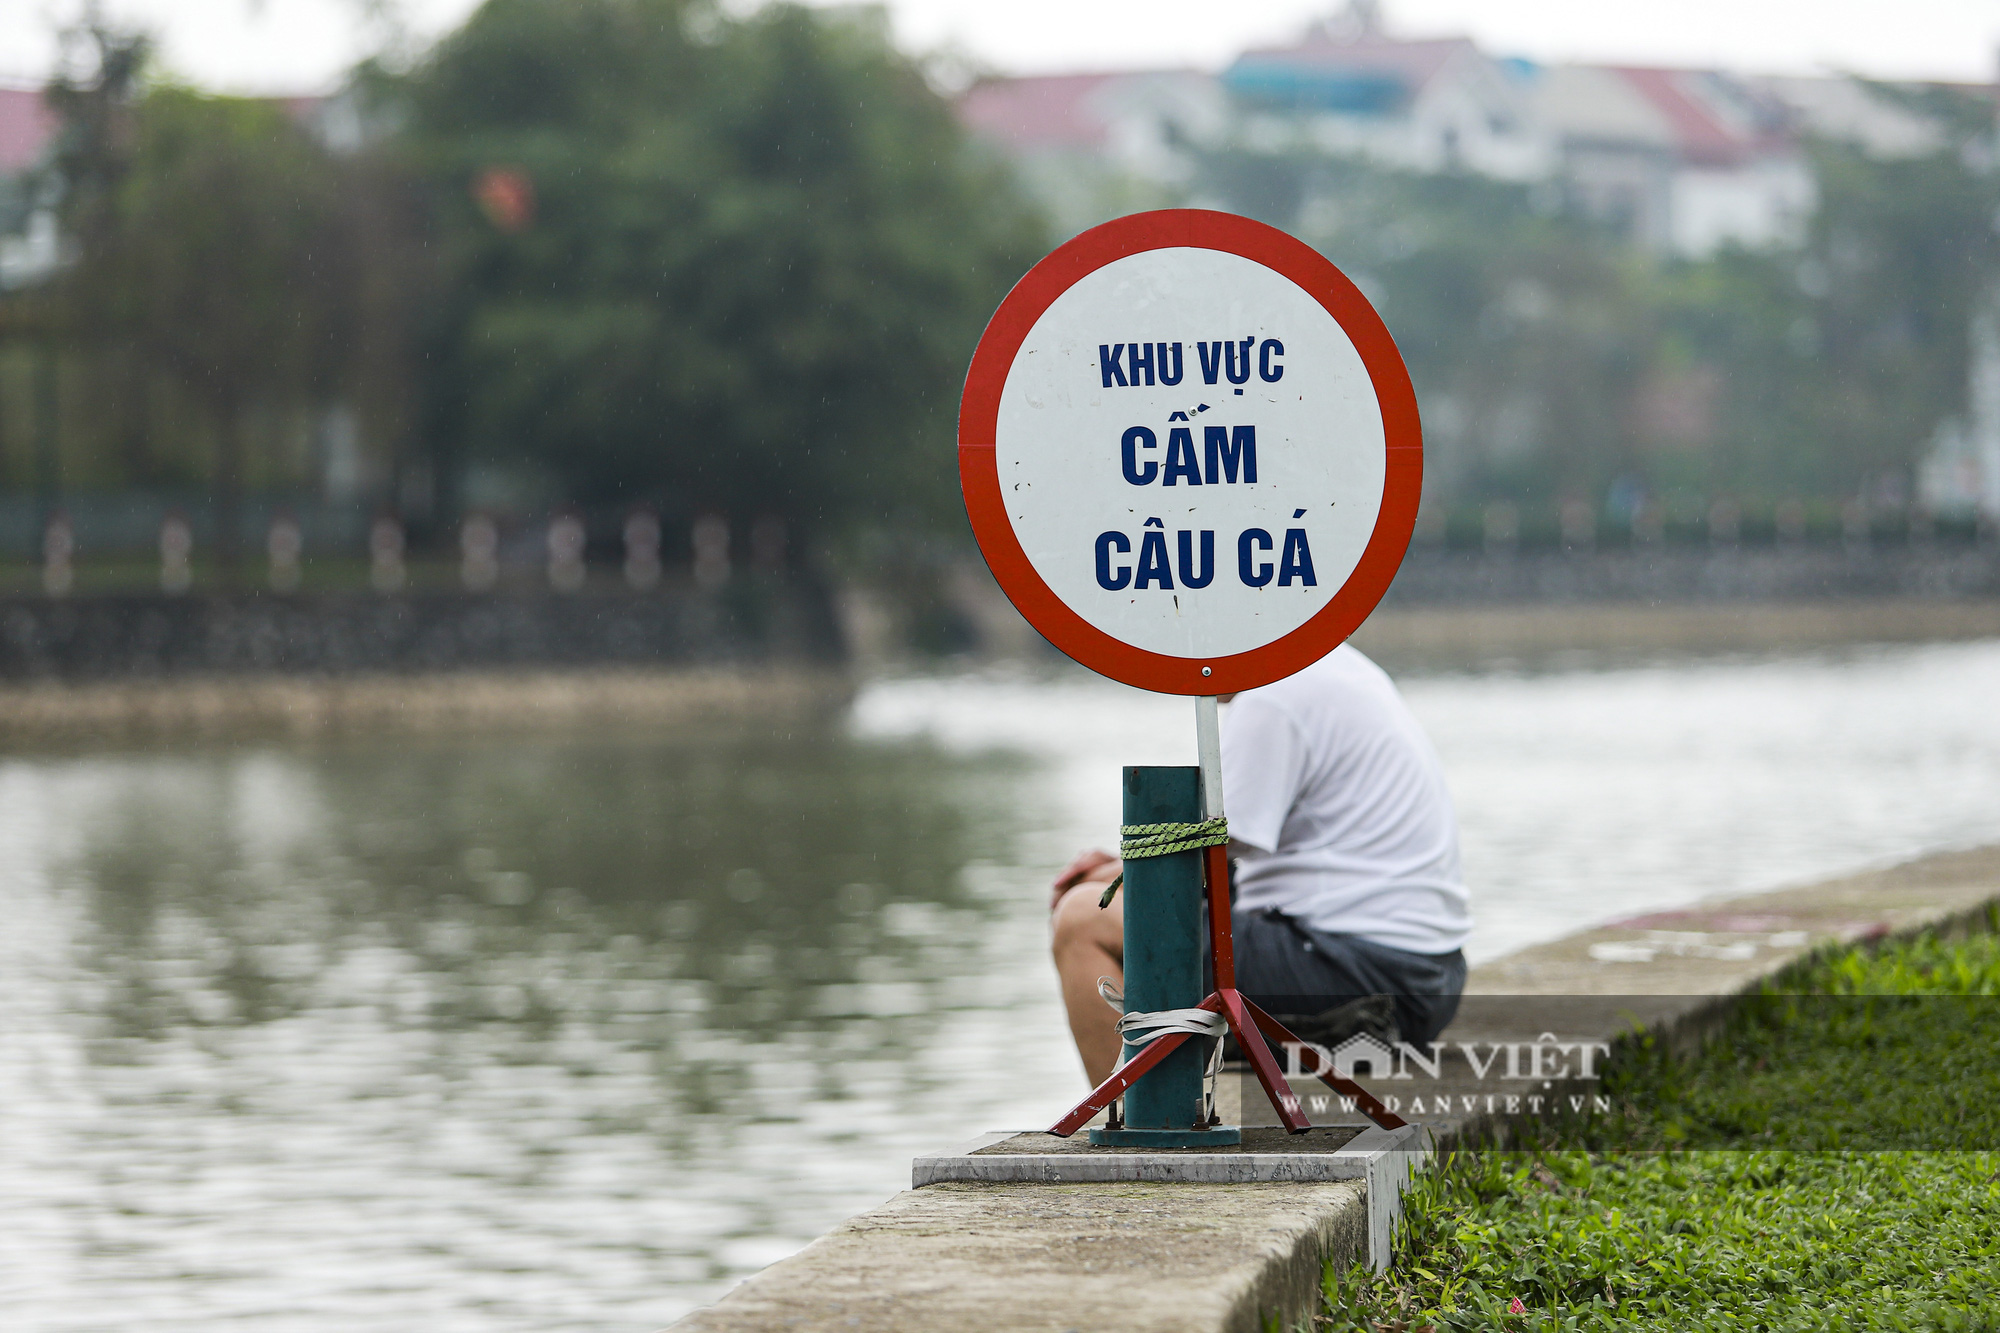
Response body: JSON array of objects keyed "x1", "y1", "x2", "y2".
[
  {"x1": 1382, "y1": 544, "x2": 2000, "y2": 605},
  {"x1": 0, "y1": 583, "x2": 843, "y2": 681}
]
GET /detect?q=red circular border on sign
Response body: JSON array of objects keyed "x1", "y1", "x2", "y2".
[{"x1": 958, "y1": 209, "x2": 1423, "y2": 695}]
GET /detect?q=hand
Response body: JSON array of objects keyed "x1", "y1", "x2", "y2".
[{"x1": 1050, "y1": 848, "x2": 1119, "y2": 911}]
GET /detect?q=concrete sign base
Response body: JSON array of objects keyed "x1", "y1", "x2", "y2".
[{"x1": 914, "y1": 1124, "x2": 1432, "y2": 1272}]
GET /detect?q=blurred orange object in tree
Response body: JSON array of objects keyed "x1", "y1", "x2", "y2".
[{"x1": 473, "y1": 167, "x2": 533, "y2": 232}]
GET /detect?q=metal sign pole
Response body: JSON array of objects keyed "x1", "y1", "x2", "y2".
[
  {"x1": 1089, "y1": 765, "x2": 1238, "y2": 1147},
  {"x1": 1195, "y1": 695, "x2": 1224, "y2": 820},
  {"x1": 1194, "y1": 693, "x2": 1236, "y2": 993}
]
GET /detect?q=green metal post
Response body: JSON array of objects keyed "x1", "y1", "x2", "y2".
[{"x1": 1089, "y1": 765, "x2": 1240, "y2": 1147}]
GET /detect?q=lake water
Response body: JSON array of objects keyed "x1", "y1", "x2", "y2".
[{"x1": 6, "y1": 640, "x2": 2000, "y2": 1329}]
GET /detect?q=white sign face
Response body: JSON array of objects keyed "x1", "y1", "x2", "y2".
[{"x1": 993, "y1": 247, "x2": 1387, "y2": 662}]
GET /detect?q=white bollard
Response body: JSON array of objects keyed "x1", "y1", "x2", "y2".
[
  {"x1": 268, "y1": 514, "x2": 303, "y2": 592},
  {"x1": 370, "y1": 515, "x2": 407, "y2": 593},
  {"x1": 42, "y1": 511, "x2": 74, "y2": 598},
  {"x1": 160, "y1": 513, "x2": 193, "y2": 595},
  {"x1": 692, "y1": 514, "x2": 730, "y2": 590},
  {"x1": 547, "y1": 512, "x2": 587, "y2": 592},
  {"x1": 623, "y1": 510, "x2": 662, "y2": 591},
  {"x1": 460, "y1": 513, "x2": 500, "y2": 591}
]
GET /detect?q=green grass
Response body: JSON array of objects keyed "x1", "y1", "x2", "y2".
[{"x1": 1316, "y1": 923, "x2": 2000, "y2": 1332}]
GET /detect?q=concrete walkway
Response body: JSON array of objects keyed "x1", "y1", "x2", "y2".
[{"x1": 667, "y1": 843, "x2": 2000, "y2": 1333}]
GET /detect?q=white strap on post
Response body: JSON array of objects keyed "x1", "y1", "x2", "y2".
[{"x1": 1098, "y1": 978, "x2": 1229, "y2": 1120}]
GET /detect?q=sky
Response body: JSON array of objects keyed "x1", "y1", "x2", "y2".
[{"x1": 3, "y1": 0, "x2": 1999, "y2": 93}]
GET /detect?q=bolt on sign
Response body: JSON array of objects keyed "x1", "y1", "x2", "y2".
[{"x1": 958, "y1": 209, "x2": 1422, "y2": 694}]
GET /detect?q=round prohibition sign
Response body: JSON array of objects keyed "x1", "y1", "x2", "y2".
[{"x1": 958, "y1": 209, "x2": 1423, "y2": 695}]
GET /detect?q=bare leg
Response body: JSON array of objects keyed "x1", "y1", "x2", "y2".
[{"x1": 1050, "y1": 881, "x2": 1125, "y2": 1086}]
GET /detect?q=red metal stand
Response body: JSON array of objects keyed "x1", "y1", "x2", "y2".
[{"x1": 1049, "y1": 842, "x2": 1407, "y2": 1138}]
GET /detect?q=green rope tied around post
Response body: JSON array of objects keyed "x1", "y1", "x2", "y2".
[{"x1": 1098, "y1": 817, "x2": 1228, "y2": 908}]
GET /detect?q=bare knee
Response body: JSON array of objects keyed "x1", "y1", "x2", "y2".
[{"x1": 1051, "y1": 884, "x2": 1121, "y2": 966}]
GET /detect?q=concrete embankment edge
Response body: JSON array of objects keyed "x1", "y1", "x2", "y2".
[
  {"x1": 0, "y1": 666, "x2": 852, "y2": 743},
  {"x1": 1464, "y1": 842, "x2": 2000, "y2": 1002},
  {"x1": 1350, "y1": 597, "x2": 2000, "y2": 669},
  {"x1": 669, "y1": 1179, "x2": 1371, "y2": 1333},
  {"x1": 667, "y1": 843, "x2": 2000, "y2": 1333}
]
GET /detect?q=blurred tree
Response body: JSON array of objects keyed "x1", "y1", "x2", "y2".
[
  {"x1": 1648, "y1": 123, "x2": 2000, "y2": 505},
  {"x1": 70, "y1": 87, "x2": 351, "y2": 577},
  {"x1": 1793, "y1": 133, "x2": 1999, "y2": 490},
  {"x1": 32, "y1": 21, "x2": 432, "y2": 577},
  {"x1": 385, "y1": 0, "x2": 1044, "y2": 548},
  {"x1": 44, "y1": 23, "x2": 152, "y2": 281},
  {"x1": 1204, "y1": 149, "x2": 1649, "y2": 507},
  {"x1": 1199, "y1": 113, "x2": 2000, "y2": 516},
  {"x1": 0, "y1": 24, "x2": 155, "y2": 539}
]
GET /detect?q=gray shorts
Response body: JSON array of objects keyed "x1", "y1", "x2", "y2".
[{"x1": 1231, "y1": 906, "x2": 1466, "y2": 1047}]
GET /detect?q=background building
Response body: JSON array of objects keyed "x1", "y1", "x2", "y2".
[
  {"x1": 956, "y1": 7, "x2": 2000, "y2": 521},
  {"x1": 0, "y1": 83, "x2": 59, "y2": 288},
  {"x1": 958, "y1": 8, "x2": 1976, "y2": 259}
]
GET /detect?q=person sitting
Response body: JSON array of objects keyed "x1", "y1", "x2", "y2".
[{"x1": 1048, "y1": 643, "x2": 1472, "y2": 1086}]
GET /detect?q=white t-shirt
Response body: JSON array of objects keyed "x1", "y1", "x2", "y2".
[{"x1": 1221, "y1": 645, "x2": 1472, "y2": 955}]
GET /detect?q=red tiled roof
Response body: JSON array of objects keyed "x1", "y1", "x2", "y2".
[
  {"x1": 958, "y1": 73, "x2": 1133, "y2": 152},
  {"x1": 1612, "y1": 67, "x2": 1759, "y2": 167},
  {"x1": 0, "y1": 86, "x2": 57, "y2": 174},
  {"x1": 274, "y1": 94, "x2": 325, "y2": 125}
]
